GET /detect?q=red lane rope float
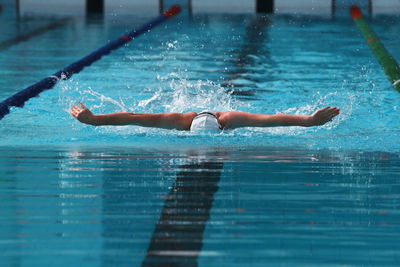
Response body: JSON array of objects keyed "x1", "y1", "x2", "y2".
[
  {"x1": 367, "y1": 37, "x2": 378, "y2": 44},
  {"x1": 350, "y1": 5, "x2": 362, "y2": 19},
  {"x1": 0, "y1": 5, "x2": 181, "y2": 120}
]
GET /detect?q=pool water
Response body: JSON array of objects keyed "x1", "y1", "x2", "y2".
[{"x1": 1, "y1": 5, "x2": 400, "y2": 266}]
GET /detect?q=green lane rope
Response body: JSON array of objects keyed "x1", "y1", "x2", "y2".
[{"x1": 350, "y1": 6, "x2": 400, "y2": 92}]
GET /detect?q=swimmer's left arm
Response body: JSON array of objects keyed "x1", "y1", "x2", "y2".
[{"x1": 218, "y1": 107, "x2": 339, "y2": 129}]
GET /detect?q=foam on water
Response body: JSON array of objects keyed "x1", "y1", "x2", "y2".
[
  {"x1": 50, "y1": 71, "x2": 351, "y2": 151},
  {"x1": 1, "y1": 67, "x2": 389, "y2": 152}
]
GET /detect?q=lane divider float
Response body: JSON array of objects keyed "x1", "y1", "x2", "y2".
[
  {"x1": 350, "y1": 5, "x2": 400, "y2": 93},
  {"x1": 0, "y1": 5, "x2": 181, "y2": 120}
]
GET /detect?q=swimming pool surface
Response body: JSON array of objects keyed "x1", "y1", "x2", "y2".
[{"x1": 1, "y1": 4, "x2": 400, "y2": 266}]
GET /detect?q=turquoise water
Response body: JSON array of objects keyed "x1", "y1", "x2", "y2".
[
  {"x1": 0, "y1": 13, "x2": 399, "y2": 150},
  {"x1": 1, "y1": 147, "x2": 400, "y2": 266},
  {"x1": 1, "y1": 6, "x2": 400, "y2": 266}
]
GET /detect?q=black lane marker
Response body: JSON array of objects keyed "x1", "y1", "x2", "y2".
[
  {"x1": 159, "y1": 0, "x2": 164, "y2": 14},
  {"x1": 16, "y1": 0, "x2": 20, "y2": 18},
  {"x1": 257, "y1": 0, "x2": 274, "y2": 13},
  {"x1": 368, "y1": 0, "x2": 373, "y2": 16},
  {"x1": 0, "y1": 18, "x2": 71, "y2": 52},
  {"x1": 188, "y1": 0, "x2": 193, "y2": 17},
  {"x1": 86, "y1": 0, "x2": 104, "y2": 14},
  {"x1": 141, "y1": 161, "x2": 223, "y2": 266}
]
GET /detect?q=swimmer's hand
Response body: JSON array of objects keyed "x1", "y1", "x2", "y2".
[
  {"x1": 70, "y1": 102, "x2": 97, "y2": 125},
  {"x1": 309, "y1": 106, "x2": 340, "y2": 126}
]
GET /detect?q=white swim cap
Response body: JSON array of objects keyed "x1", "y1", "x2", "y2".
[{"x1": 190, "y1": 111, "x2": 221, "y2": 132}]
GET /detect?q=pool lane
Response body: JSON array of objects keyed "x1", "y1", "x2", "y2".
[
  {"x1": 2, "y1": 148, "x2": 400, "y2": 265},
  {"x1": 0, "y1": 18, "x2": 72, "y2": 52}
]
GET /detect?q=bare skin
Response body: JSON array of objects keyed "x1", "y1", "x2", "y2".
[{"x1": 70, "y1": 102, "x2": 340, "y2": 130}]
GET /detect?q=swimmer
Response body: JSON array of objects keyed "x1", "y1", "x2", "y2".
[{"x1": 70, "y1": 102, "x2": 339, "y2": 131}]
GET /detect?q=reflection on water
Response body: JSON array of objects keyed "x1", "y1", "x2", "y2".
[{"x1": 0, "y1": 147, "x2": 400, "y2": 266}]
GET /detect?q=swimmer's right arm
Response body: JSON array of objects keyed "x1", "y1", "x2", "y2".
[{"x1": 70, "y1": 102, "x2": 196, "y2": 130}]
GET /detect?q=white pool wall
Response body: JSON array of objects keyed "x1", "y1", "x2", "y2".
[
  {"x1": 372, "y1": 0, "x2": 400, "y2": 16},
  {"x1": 17, "y1": 0, "x2": 400, "y2": 17},
  {"x1": 19, "y1": 0, "x2": 85, "y2": 16},
  {"x1": 105, "y1": 0, "x2": 159, "y2": 16},
  {"x1": 191, "y1": 0, "x2": 255, "y2": 14},
  {"x1": 275, "y1": 0, "x2": 331, "y2": 15}
]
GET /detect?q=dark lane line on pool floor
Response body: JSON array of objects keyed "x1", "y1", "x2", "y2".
[
  {"x1": 141, "y1": 161, "x2": 223, "y2": 266},
  {"x1": 0, "y1": 18, "x2": 72, "y2": 52},
  {"x1": 222, "y1": 16, "x2": 273, "y2": 99}
]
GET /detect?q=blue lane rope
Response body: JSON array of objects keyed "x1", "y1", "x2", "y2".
[{"x1": 0, "y1": 5, "x2": 181, "y2": 120}]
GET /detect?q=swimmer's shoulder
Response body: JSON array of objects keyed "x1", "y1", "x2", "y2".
[{"x1": 214, "y1": 112, "x2": 229, "y2": 129}]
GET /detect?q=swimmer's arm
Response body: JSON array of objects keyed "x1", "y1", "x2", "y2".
[
  {"x1": 218, "y1": 107, "x2": 339, "y2": 129},
  {"x1": 70, "y1": 102, "x2": 197, "y2": 130}
]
